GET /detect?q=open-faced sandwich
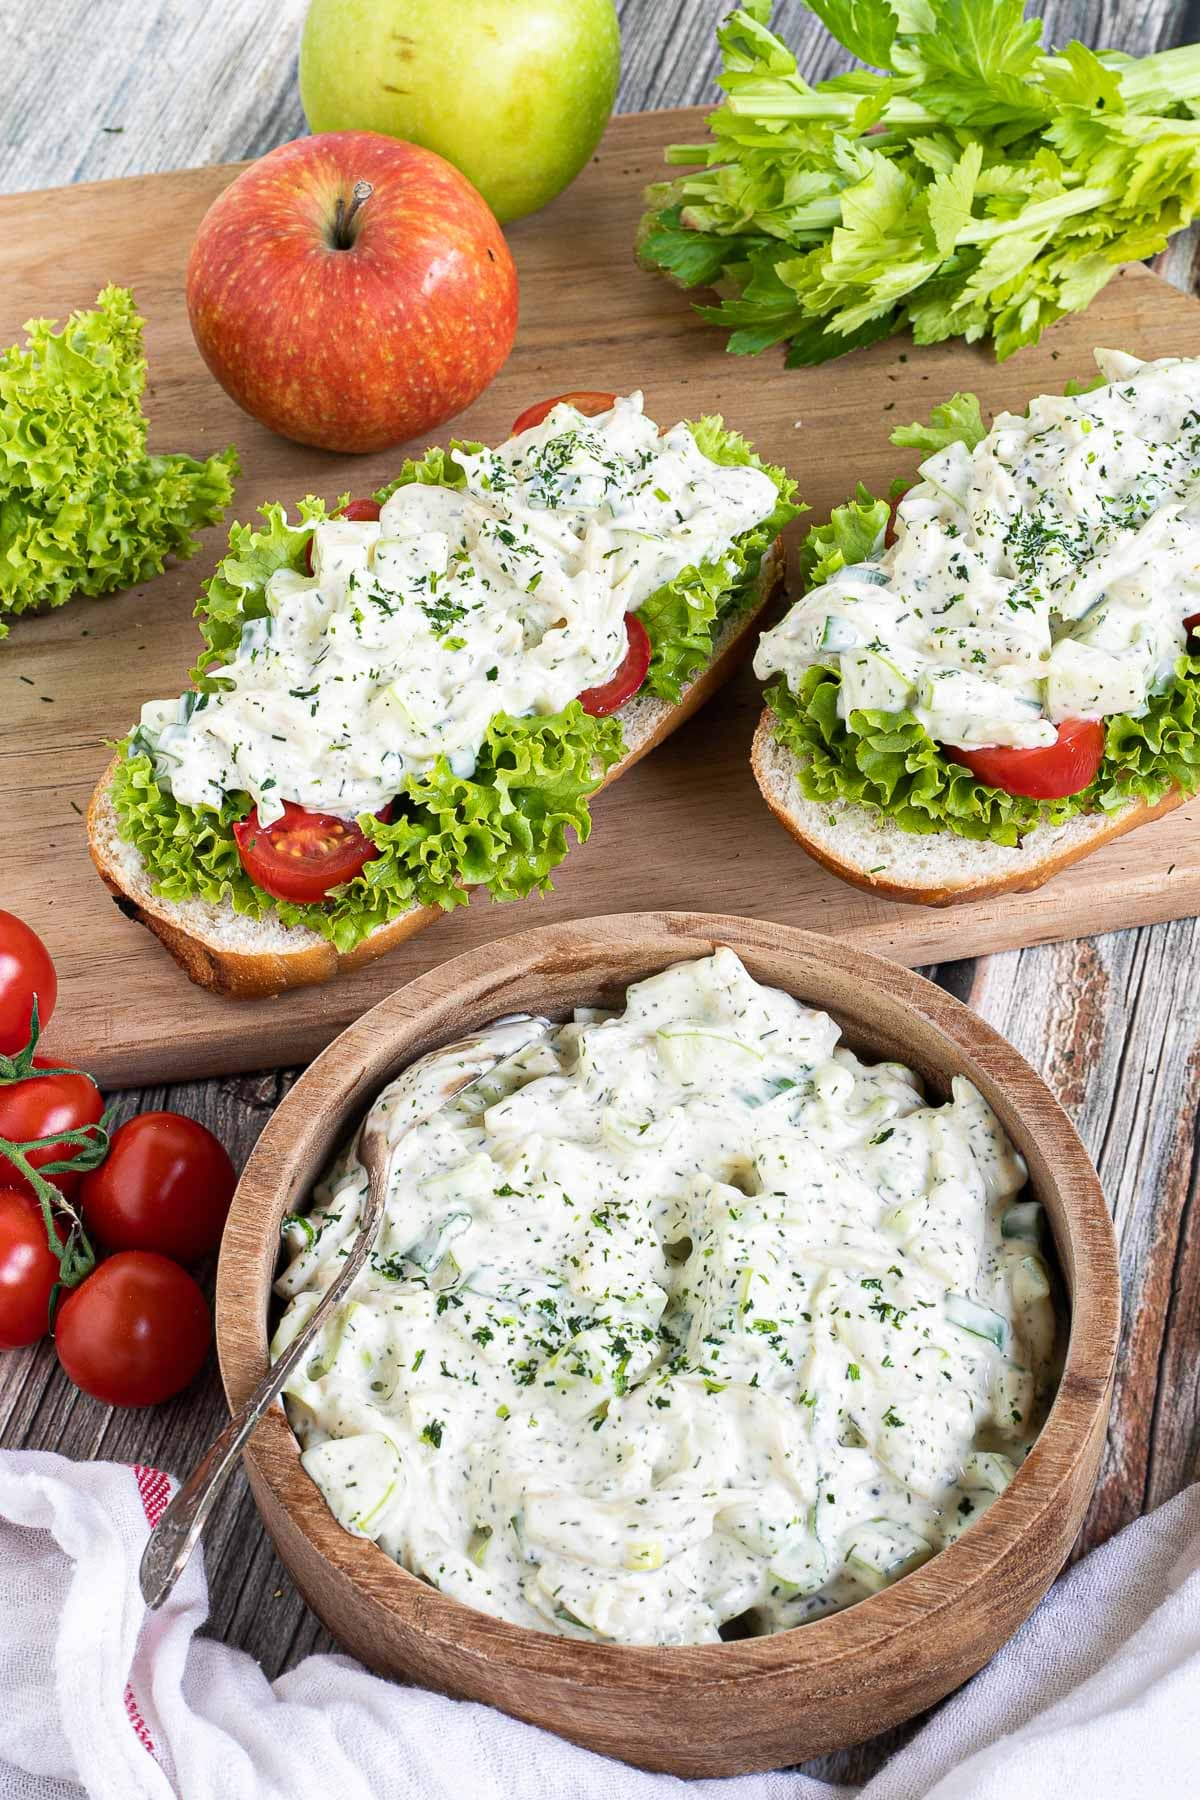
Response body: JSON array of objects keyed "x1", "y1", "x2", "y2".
[
  {"x1": 752, "y1": 350, "x2": 1200, "y2": 904},
  {"x1": 90, "y1": 392, "x2": 797, "y2": 994}
]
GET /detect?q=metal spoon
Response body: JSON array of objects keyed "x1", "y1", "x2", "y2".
[{"x1": 139, "y1": 1013, "x2": 551, "y2": 1611}]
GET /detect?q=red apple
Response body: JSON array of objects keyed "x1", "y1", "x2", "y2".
[{"x1": 186, "y1": 131, "x2": 518, "y2": 454}]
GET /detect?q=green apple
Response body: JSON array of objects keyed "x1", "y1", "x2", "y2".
[{"x1": 299, "y1": 0, "x2": 621, "y2": 225}]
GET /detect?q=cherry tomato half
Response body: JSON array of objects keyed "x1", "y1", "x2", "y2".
[
  {"x1": 234, "y1": 800, "x2": 393, "y2": 905},
  {"x1": 578, "y1": 614, "x2": 652, "y2": 718},
  {"x1": 0, "y1": 1061, "x2": 104, "y2": 1200},
  {"x1": 303, "y1": 497, "x2": 382, "y2": 576},
  {"x1": 511, "y1": 391, "x2": 617, "y2": 437},
  {"x1": 0, "y1": 912, "x2": 57, "y2": 1056},
  {"x1": 54, "y1": 1251, "x2": 211, "y2": 1408},
  {"x1": 0, "y1": 1187, "x2": 60, "y2": 1349},
  {"x1": 1185, "y1": 610, "x2": 1200, "y2": 647},
  {"x1": 80, "y1": 1111, "x2": 237, "y2": 1265},
  {"x1": 944, "y1": 717, "x2": 1105, "y2": 800}
]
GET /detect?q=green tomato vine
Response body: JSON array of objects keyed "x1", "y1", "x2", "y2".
[{"x1": 0, "y1": 999, "x2": 111, "y2": 1320}]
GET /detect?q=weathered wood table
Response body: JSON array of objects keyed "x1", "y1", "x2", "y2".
[{"x1": 2, "y1": 0, "x2": 1198, "y2": 1783}]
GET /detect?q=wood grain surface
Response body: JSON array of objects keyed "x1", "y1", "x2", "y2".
[
  {"x1": 2, "y1": 0, "x2": 1199, "y2": 1788},
  {"x1": 8, "y1": 141, "x2": 1200, "y2": 1085},
  {"x1": 214, "y1": 913, "x2": 1119, "y2": 1775}
]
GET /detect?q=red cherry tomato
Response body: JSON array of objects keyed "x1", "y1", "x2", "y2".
[
  {"x1": 578, "y1": 614, "x2": 653, "y2": 718},
  {"x1": 0, "y1": 1187, "x2": 60, "y2": 1349},
  {"x1": 80, "y1": 1112, "x2": 237, "y2": 1265},
  {"x1": 0, "y1": 912, "x2": 57, "y2": 1056},
  {"x1": 54, "y1": 1252, "x2": 211, "y2": 1407},
  {"x1": 1185, "y1": 610, "x2": 1200, "y2": 646},
  {"x1": 303, "y1": 496, "x2": 382, "y2": 576},
  {"x1": 234, "y1": 800, "x2": 392, "y2": 904},
  {"x1": 0, "y1": 1061, "x2": 104, "y2": 1200},
  {"x1": 511, "y1": 391, "x2": 617, "y2": 436},
  {"x1": 944, "y1": 717, "x2": 1105, "y2": 800},
  {"x1": 339, "y1": 498, "x2": 384, "y2": 523}
]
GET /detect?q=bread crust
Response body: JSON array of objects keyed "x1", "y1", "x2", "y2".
[
  {"x1": 90, "y1": 538, "x2": 785, "y2": 998},
  {"x1": 750, "y1": 707, "x2": 1188, "y2": 907},
  {"x1": 87, "y1": 779, "x2": 445, "y2": 998}
]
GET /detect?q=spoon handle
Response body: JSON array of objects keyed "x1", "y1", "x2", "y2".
[
  {"x1": 138, "y1": 1015, "x2": 549, "y2": 1612},
  {"x1": 138, "y1": 1153, "x2": 387, "y2": 1611}
]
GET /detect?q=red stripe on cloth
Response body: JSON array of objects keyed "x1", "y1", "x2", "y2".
[
  {"x1": 125, "y1": 1462, "x2": 174, "y2": 1762},
  {"x1": 132, "y1": 1463, "x2": 171, "y2": 1530},
  {"x1": 124, "y1": 1682, "x2": 158, "y2": 1757}
]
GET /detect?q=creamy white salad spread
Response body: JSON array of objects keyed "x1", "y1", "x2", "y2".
[
  {"x1": 756, "y1": 350, "x2": 1200, "y2": 751},
  {"x1": 274, "y1": 951, "x2": 1059, "y2": 1647},
  {"x1": 136, "y1": 395, "x2": 779, "y2": 824}
]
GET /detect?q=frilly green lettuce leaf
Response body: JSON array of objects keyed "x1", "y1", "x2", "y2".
[
  {"x1": 767, "y1": 656, "x2": 1200, "y2": 848},
  {"x1": 193, "y1": 497, "x2": 330, "y2": 678},
  {"x1": 1102, "y1": 660, "x2": 1200, "y2": 802},
  {"x1": 0, "y1": 285, "x2": 237, "y2": 640},
  {"x1": 1062, "y1": 371, "x2": 1108, "y2": 398},
  {"x1": 890, "y1": 391, "x2": 986, "y2": 455},
  {"x1": 375, "y1": 443, "x2": 474, "y2": 500},
  {"x1": 798, "y1": 483, "x2": 890, "y2": 589},
  {"x1": 767, "y1": 667, "x2": 1076, "y2": 844},
  {"x1": 113, "y1": 702, "x2": 622, "y2": 952},
  {"x1": 356, "y1": 703, "x2": 623, "y2": 911},
  {"x1": 635, "y1": 415, "x2": 802, "y2": 703},
  {"x1": 192, "y1": 443, "x2": 477, "y2": 677},
  {"x1": 892, "y1": 374, "x2": 1104, "y2": 460}
]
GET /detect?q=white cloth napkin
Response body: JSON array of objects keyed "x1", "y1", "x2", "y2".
[{"x1": 1, "y1": 1451, "x2": 1197, "y2": 1800}]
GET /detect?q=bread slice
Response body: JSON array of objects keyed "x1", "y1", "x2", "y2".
[
  {"x1": 751, "y1": 706, "x2": 1187, "y2": 907},
  {"x1": 89, "y1": 538, "x2": 785, "y2": 998}
]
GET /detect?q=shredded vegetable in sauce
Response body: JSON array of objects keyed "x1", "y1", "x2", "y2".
[
  {"x1": 136, "y1": 395, "x2": 778, "y2": 824},
  {"x1": 274, "y1": 951, "x2": 1059, "y2": 1646},
  {"x1": 756, "y1": 350, "x2": 1200, "y2": 750}
]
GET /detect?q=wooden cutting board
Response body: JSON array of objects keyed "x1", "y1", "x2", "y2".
[{"x1": 4, "y1": 107, "x2": 1200, "y2": 1087}]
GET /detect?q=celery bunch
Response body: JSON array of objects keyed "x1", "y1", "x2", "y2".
[{"x1": 638, "y1": 0, "x2": 1200, "y2": 364}]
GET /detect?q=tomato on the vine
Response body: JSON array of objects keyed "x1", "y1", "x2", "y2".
[
  {"x1": 303, "y1": 497, "x2": 381, "y2": 576},
  {"x1": 54, "y1": 1252, "x2": 211, "y2": 1407},
  {"x1": 0, "y1": 1061, "x2": 104, "y2": 1199},
  {"x1": 0, "y1": 1187, "x2": 60, "y2": 1349},
  {"x1": 234, "y1": 800, "x2": 393, "y2": 904},
  {"x1": 511, "y1": 391, "x2": 617, "y2": 436},
  {"x1": 944, "y1": 717, "x2": 1105, "y2": 800},
  {"x1": 578, "y1": 614, "x2": 652, "y2": 717},
  {"x1": 81, "y1": 1111, "x2": 236, "y2": 1264},
  {"x1": 0, "y1": 912, "x2": 57, "y2": 1056}
]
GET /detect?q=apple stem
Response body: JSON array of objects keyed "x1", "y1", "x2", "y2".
[{"x1": 332, "y1": 180, "x2": 374, "y2": 250}]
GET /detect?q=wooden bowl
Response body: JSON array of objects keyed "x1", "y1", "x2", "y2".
[{"x1": 216, "y1": 913, "x2": 1119, "y2": 1777}]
